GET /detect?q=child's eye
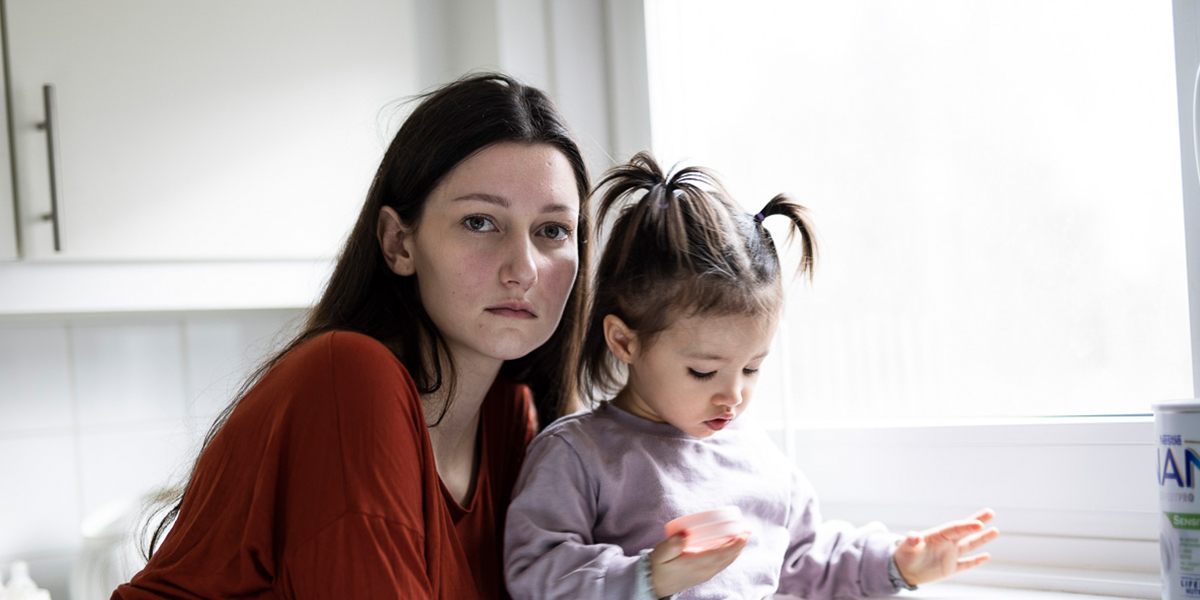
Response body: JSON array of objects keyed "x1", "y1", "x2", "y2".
[
  {"x1": 743, "y1": 368, "x2": 760, "y2": 376},
  {"x1": 688, "y1": 368, "x2": 716, "y2": 380},
  {"x1": 463, "y1": 215, "x2": 497, "y2": 232},
  {"x1": 539, "y1": 223, "x2": 572, "y2": 241}
]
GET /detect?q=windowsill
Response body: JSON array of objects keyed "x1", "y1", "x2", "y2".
[
  {"x1": 776, "y1": 582, "x2": 1148, "y2": 600},
  {"x1": 783, "y1": 414, "x2": 1155, "y2": 430},
  {"x1": 896, "y1": 583, "x2": 1144, "y2": 600}
]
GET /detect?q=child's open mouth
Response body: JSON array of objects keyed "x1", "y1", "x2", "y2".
[{"x1": 704, "y1": 415, "x2": 733, "y2": 431}]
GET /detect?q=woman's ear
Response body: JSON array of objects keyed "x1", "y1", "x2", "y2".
[
  {"x1": 377, "y1": 206, "x2": 417, "y2": 276},
  {"x1": 603, "y1": 314, "x2": 640, "y2": 365}
]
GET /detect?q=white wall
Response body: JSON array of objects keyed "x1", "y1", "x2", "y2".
[
  {"x1": 0, "y1": 309, "x2": 304, "y2": 598},
  {"x1": 413, "y1": 0, "x2": 644, "y2": 178}
]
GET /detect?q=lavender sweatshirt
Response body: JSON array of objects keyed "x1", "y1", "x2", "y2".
[{"x1": 504, "y1": 403, "x2": 900, "y2": 599}]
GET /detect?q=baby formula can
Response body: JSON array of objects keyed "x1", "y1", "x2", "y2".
[{"x1": 1155, "y1": 400, "x2": 1200, "y2": 599}]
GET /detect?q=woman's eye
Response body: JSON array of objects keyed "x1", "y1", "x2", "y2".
[
  {"x1": 463, "y1": 216, "x2": 496, "y2": 232},
  {"x1": 539, "y1": 223, "x2": 571, "y2": 241},
  {"x1": 688, "y1": 368, "x2": 716, "y2": 380}
]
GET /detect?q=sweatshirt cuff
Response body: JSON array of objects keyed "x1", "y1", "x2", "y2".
[
  {"x1": 634, "y1": 549, "x2": 676, "y2": 600},
  {"x1": 858, "y1": 532, "x2": 907, "y2": 596},
  {"x1": 888, "y1": 546, "x2": 918, "y2": 592}
]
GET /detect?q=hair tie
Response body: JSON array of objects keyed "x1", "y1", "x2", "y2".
[
  {"x1": 754, "y1": 212, "x2": 765, "y2": 223},
  {"x1": 659, "y1": 188, "x2": 684, "y2": 209},
  {"x1": 647, "y1": 182, "x2": 675, "y2": 210}
]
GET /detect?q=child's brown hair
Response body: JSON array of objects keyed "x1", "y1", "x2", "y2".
[{"x1": 580, "y1": 152, "x2": 818, "y2": 403}]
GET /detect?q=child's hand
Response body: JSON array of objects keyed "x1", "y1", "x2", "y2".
[
  {"x1": 648, "y1": 531, "x2": 749, "y2": 597},
  {"x1": 894, "y1": 508, "x2": 1000, "y2": 586}
]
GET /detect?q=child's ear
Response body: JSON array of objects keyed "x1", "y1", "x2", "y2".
[
  {"x1": 378, "y1": 206, "x2": 417, "y2": 276},
  {"x1": 603, "y1": 314, "x2": 640, "y2": 364}
]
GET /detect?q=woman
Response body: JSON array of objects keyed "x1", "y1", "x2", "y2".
[{"x1": 112, "y1": 72, "x2": 591, "y2": 599}]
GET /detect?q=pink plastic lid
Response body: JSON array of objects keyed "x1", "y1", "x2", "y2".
[{"x1": 664, "y1": 506, "x2": 745, "y2": 551}]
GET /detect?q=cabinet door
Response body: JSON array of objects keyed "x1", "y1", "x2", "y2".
[{"x1": 7, "y1": 0, "x2": 416, "y2": 260}]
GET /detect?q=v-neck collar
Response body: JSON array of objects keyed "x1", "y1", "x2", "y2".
[{"x1": 438, "y1": 399, "x2": 487, "y2": 518}]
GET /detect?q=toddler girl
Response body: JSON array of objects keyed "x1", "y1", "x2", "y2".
[{"x1": 504, "y1": 153, "x2": 999, "y2": 599}]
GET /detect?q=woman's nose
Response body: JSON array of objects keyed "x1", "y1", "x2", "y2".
[{"x1": 500, "y1": 234, "x2": 538, "y2": 290}]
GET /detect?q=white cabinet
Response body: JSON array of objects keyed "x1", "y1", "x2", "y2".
[{"x1": 4, "y1": 0, "x2": 416, "y2": 260}]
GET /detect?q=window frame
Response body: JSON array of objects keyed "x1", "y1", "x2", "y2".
[{"x1": 604, "y1": 0, "x2": 1199, "y2": 595}]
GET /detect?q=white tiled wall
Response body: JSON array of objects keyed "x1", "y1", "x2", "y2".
[{"x1": 0, "y1": 308, "x2": 304, "y2": 599}]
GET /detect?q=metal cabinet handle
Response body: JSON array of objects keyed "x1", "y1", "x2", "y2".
[
  {"x1": 36, "y1": 83, "x2": 61, "y2": 252},
  {"x1": 1194, "y1": 62, "x2": 1200, "y2": 193}
]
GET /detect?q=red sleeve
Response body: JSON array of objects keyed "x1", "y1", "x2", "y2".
[
  {"x1": 113, "y1": 331, "x2": 487, "y2": 600},
  {"x1": 273, "y1": 331, "x2": 441, "y2": 597},
  {"x1": 281, "y1": 515, "x2": 431, "y2": 599},
  {"x1": 277, "y1": 331, "x2": 471, "y2": 598}
]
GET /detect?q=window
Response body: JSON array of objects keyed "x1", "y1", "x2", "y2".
[
  {"x1": 644, "y1": 0, "x2": 1191, "y2": 422},
  {"x1": 618, "y1": 1, "x2": 1193, "y2": 595}
]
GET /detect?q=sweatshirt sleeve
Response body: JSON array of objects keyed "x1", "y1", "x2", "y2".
[
  {"x1": 504, "y1": 431, "x2": 643, "y2": 600},
  {"x1": 776, "y1": 468, "x2": 900, "y2": 599}
]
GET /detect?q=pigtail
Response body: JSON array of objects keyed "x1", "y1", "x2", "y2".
[
  {"x1": 756, "y1": 193, "x2": 819, "y2": 282},
  {"x1": 594, "y1": 152, "x2": 734, "y2": 274},
  {"x1": 594, "y1": 154, "x2": 668, "y2": 272}
]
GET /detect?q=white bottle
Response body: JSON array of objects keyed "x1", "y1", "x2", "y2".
[{"x1": 5, "y1": 562, "x2": 50, "y2": 600}]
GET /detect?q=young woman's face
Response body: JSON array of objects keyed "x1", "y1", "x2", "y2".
[
  {"x1": 613, "y1": 312, "x2": 777, "y2": 438},
  {"x1": 402, "y1": 142, "x2": 581, "y2": 369}
]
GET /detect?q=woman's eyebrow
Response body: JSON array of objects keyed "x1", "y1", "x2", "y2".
[
  {"x1": 541, "y1": 203, "x2": 578, "y2": 215},
  {"x1": 452, "y1": 193, "x2": 509, "y2": 207},
  {"x1": 453, "y1": 193, "x2": 578, "y2": 216}
]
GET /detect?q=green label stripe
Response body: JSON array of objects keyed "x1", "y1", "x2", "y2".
[{"x1": 1168, "y1": 512, "x2": 1200, "y2": 530}]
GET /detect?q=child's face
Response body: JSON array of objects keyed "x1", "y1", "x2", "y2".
[{"x1": 614, "y1": 312, "x2": 777, "y2": 438}]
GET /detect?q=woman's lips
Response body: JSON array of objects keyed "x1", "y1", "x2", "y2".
[{"x1": 486, "y1": 301, "x2": 537, "y2": 319}]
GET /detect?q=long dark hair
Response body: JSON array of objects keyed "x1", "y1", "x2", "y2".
[
  {"x1": 146, "y1": 72, "x2": 592, "y2": 556},
  {"x1": 580, "y1": 152, "x2": 815, "y2": 402}
]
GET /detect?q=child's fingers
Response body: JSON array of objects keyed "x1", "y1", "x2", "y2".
[
  {"x1": 958, "y1": 527, "x2": 1000, "y2": 553},
  {"x1": 709, "y1": 534, "x2": 749, "y2": 566},
  {"x1": 650, "y1": 533, "x2": 686, "y2": 564},
  {"x1": 682, "y1": 532, "x2": 750, "y2": 557},
  {"x1": 671, "y1": 533, "x2": 748, "y2": 576},
  {"x1": 955, "y1": 552, "x2": 992, "y2": 572},
  {"x1": 715, "y1": 535, "x2": 749, "y2": 566},
  {"x1": 968, "y1": 508, "x2": 996, "y2": 524},
  {"x1": 927, "y1": 519, "x2": 985, "y2": 542},
  {"x1": 725, "y1": 532, "x2": 750, "y2": 547}
]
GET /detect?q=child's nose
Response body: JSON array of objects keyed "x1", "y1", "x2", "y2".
[{"x1": 713, "y1": 385, "x2": 743, "y2": 408}]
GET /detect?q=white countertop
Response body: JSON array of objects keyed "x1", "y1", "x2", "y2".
[{"x1": 896, "y1": 583, "x2": 1142, "y2": 599}]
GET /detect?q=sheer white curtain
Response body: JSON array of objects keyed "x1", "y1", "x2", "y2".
[{"x1": 645, "y1": 0, "x2": 1191, "y2": 423}]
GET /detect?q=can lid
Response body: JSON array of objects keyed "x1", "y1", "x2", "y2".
[{"x1": 1152, "y1": 399, "x2": 1200, "y2": 414}]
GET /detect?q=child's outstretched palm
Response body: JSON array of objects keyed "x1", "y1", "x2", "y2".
[{"x1": 894, "y1": 508, "x2": 1000, "y2": 586}]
